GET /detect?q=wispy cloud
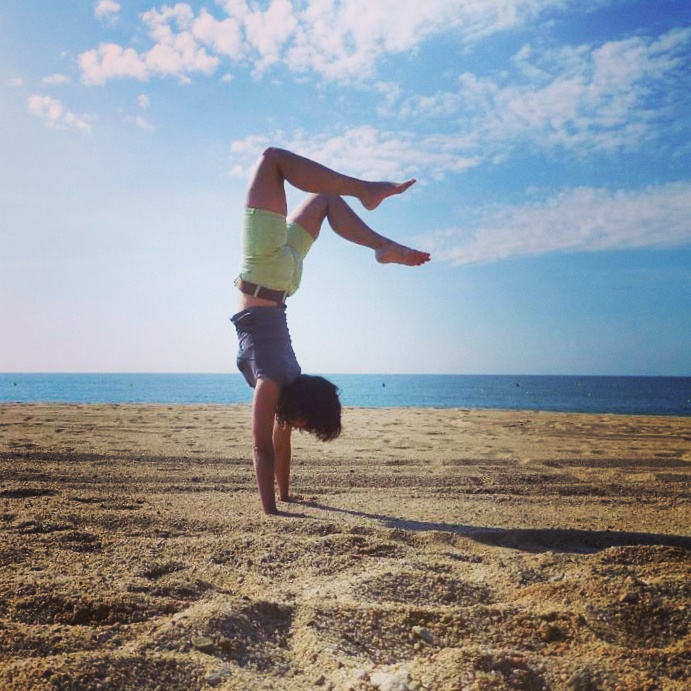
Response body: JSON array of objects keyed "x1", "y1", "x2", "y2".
[
  {"x1": 397, "y1": 27, "x2": 691, "y2": 155},
  {"x1": 422, "y1": 182, "x2": 691, "y2": 265},
  {"x1": 78, "y1": 0, "x2": 581, "y2": 84},
  {"x1": 281, "y1": 0, "x2": 585, "y2": 79},
  {"x1": 42, "y1": 73, "x2": 71, "y2": 85},
  {"x1": 95, "y1": 0, "x2": 121, "y2": 20},
  {"x1": 77, "y1": 3, "x2": 690, "y2": 169},
  {"x1": 226, "y1": 21, "x2": 690, "y2": 179},
  {"x1": 27, "y1": 95, "x2": 93, "y2": 133}
]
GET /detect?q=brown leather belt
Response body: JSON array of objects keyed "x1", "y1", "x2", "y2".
[{"x1": 235, "y1": 278, "x2": 288, "y2": 304}]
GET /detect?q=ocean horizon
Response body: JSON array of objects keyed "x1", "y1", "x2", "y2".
[{"x1": 1, "y1": 373, "x2": 690, "y2": 417}]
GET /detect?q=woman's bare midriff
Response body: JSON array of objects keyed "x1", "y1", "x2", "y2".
[{"x1": 237, "y1": 292, "x2": 283, "y2": 310}]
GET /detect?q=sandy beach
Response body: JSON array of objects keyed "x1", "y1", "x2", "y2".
[{"x1": 1, "y1": 403, "x2": 689, "y2": 690}]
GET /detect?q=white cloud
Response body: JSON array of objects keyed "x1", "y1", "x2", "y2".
[
  {"x1": 79, "y1": 44, "x2": 149, "y2": 85},
  {"x1": 144, "y1": 34, "x2": 218, "y2": 80},
  {"x1": 138, "y1": 94, "x2": 150, "y2": 109},
  {"x1": 284, "y1": 0, "x2": 566, "y2": 79},
  {"x1": 216, "y1": 0, "x2": 251, "y2": 19},
  {"x1": 192, "y1": 9, "x2": 245, "y2": 59},
  {"x1": 398, "y1": 26, "x2": 691, "y2": 156},
  {"x1": 134, "y1": 115, "x2": 154, "y2": 131},
  {"x1": 81, "y1": 6, "x2": 220, "y2": 84},
  {"x1": 245, "y1": 0, "x2": 297, "y2": 73},
  {"x1": 142, "y1": 5, "x2": 219, "y2": 79},
  {"x1": 423, "y1": 182, "x2": 691, "y2": 265},
  {"x1": 79, "y1": 41, "x2": 217, "y2": 85},
  {"x1": 74, "y1": 4, "x2": 689, "y2": 181},
  {"x1": 27, "y1": 95, "x2": 93, "y2": 133},
  {"x1": 78, "y1": 0, "x2": 580, "y2": 84},
  {"x1": 95, "y1": 0, "x2": 121, "y2": 20},
  {"x1": 42, "y1": 73, "x2": 71, "y2": 85}
]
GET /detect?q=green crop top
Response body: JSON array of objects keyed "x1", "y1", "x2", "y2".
[{"x1": 237, "y1": 207, "x2": 315, "y2": 297}]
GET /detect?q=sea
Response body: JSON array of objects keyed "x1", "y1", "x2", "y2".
[{"x1": 1, "y1": 374, "x2": 690, "y2": 416}]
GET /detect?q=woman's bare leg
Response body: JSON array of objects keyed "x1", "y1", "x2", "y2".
[
  {"x1": 289, "y1": 194, "x2": 430, "y2": 266},
  {"x1": 245, "y1": 147, "x2": 416, "y2": 217}
]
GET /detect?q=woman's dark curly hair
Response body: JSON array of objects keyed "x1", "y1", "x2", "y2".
[{"x1": 276, "y1": 374, "x2": 342, "y2": 442}]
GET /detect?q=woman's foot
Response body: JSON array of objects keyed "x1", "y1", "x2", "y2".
[
  {"x1": 360, "y1": 179, "x2": 416, "y2": 210},
  {"x1": 375, "y1": 241, "x2": 431, "y2": 266}
]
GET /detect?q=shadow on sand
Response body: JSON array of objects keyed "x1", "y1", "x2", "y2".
[{"x1": 299, "y1": 500, "x2": 691, "y2": 555}]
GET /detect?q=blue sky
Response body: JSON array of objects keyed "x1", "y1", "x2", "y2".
[{"x1": 1, "y1": 0, "x2": 690, "y2": 375}]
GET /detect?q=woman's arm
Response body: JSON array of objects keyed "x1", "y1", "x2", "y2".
[
  {"x1": 251, "y1": 377, "x2": 282, "y2": 514},
  {"x1": 272, "y1": 417, "x2": 292, "y2": 501}
]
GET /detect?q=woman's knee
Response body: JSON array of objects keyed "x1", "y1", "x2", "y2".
[
  {"x1": 288, "y1": 194, "x2": 333, "y2": 239},
  {"x1": 259, "y1": 146, "x2": 288, "y2": 167}
]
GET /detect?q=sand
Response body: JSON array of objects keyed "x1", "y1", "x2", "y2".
[{"x1": 0, "y1": 403, "x2": 689, "y2": 690}]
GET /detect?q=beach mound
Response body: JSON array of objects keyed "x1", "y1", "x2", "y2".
[{"x1": 1, "y1": 404, "x2": 690, "y2": 690}]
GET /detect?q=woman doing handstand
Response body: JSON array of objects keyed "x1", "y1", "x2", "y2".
[{"x1": 231, "y1": 147, "x2": 430, "y2": 514}]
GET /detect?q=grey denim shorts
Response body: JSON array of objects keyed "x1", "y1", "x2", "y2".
[{"x1": 231, "y1": 306, "x2": 301, "y2": 388}]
